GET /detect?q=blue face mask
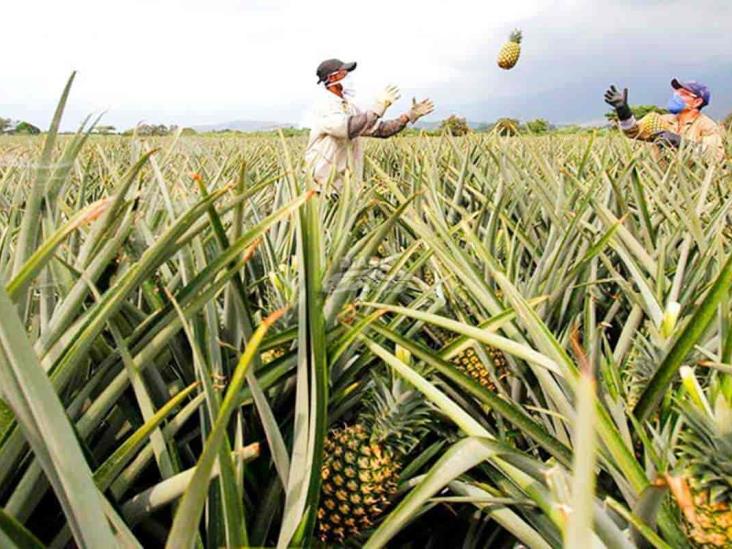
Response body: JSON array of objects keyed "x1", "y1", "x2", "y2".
[{"x1": 667, "y1": 93, "x2": 687, "y2": 114}]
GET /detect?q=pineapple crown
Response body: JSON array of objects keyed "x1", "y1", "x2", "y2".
[
  {"x1": 677, "y1": 378, "x2": 732, "y2": 501},
  {"x1": 509, "y1": 29, "x2": 522, "y2": 44},
  {"x1": 622, "y1": 333, "x2": 657, "y2": 405},
  {"x1": 358, "y1": 372, "x2": 432, "y2": 457}
]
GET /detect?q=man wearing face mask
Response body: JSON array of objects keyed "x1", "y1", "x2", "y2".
[
  {"x1": 304, "y1": 58, "x2": 435, "y2": 194},
  {"x1": 604, "y1": 79, "x2": 725, "y2": 162}
]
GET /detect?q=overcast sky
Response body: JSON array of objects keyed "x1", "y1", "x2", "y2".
[{"x1": 2, "y1": 0, "x2": 731, "y2": 130}]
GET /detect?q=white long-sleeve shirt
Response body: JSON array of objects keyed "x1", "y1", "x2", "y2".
[{"x1": 304, "y1": 89, "x2": 407, "y2": 192}]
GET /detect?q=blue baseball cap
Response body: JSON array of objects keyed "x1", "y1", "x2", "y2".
[{"x1": 671, "y1": 78, "x2": 710, "y2": 108}]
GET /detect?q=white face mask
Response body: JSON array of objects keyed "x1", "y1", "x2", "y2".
[{"x1": 327, "y1": 74, "x2": 356, "y2": 97}]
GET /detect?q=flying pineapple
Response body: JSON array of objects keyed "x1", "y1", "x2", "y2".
[
  {"x1": 316, "y1": 375, "x2": 430, "y2": 544},
  {"x1": 675, "y1": 381, "x2": 732, "y2": 547},
  {"x1": 637, "y1": 112, "x2": 667, "y2": 138},
  {"x1": 497, "y1": 29, "x2": 523, "y2": 70}
]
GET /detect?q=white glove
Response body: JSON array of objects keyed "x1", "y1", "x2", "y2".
[
  {"x1": 373, "y1": 85, "x2": 401, "y2": 117},
  {"x1": 407, "y1": 98, "x2": 435, "y2": 123}
]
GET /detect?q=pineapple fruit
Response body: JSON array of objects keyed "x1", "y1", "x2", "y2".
[
  {"x1": 317, "y1": 376, "x2": 429, "y2": 544},
  {"x1": 675, "y1": 381, "x2": 732, "y2": 547},
  {"x1": 637, "y1": 112, "x2": 667, "y2": 138},
  {"x1": 260, "y1": 344, "x2": 286, "y2": 364},
  {"x1": 497, "y1": 29, "x2": 522, "y2": 70},
  {"x1": 425, "y1": 324, "x2": 508, "y2": 391},
  {"x1": 421, "y1": 268, "x2": 436, "y2": 287}
]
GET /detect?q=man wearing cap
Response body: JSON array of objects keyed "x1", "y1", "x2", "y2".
[
  {"x1": 604, "y1": 79, "x2": 725, "y2": 162},
  {"x1": 304, "y1": 58, "x2": 435, "y2": 193}
]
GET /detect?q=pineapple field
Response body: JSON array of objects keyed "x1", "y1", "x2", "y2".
[{"x1": 1, "y1": 82, "x2": 732, "y2": 549}]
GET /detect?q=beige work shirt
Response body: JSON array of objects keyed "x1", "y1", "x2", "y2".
[
  {"x1": 620, "y1": 112, "x2": 725, "y2": 162},
  {"x1": 304, "y1": 91, "x2": 367, "y2": 192}
]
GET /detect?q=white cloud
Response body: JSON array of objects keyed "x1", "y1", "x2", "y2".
[
  {"x1": 1, "y1": 0, "x2": 730, "y2": 128},
  {"x1": 0, "y1": 0, "x2": 547, "y2": 128}
]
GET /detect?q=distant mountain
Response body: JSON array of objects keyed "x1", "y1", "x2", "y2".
[{"x1": 193, "y1": 120, "x2": 296, "y2": 132}]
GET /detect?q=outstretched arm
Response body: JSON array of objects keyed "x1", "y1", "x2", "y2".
[
  {"x1": 604, "y1": 85, "x2": 648, "y2": 139},
  {"x1": 348, "y1": 98, "x2": 435, "y2": 139},
  {"x1": 357, "y1": 114, "x2": 410, "y2": 139}
]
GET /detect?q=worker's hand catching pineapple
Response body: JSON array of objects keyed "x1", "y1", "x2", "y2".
[
  {"x1": 604, "y1": 85, "x2": 632, "y2": 122},
  {"x1": 603, "y1": 79, "x2": 724, "y2": 162},
  {"x1": 373, "y1": 85, "x2": 402, "y2": 117},
  {"x1": 407, "y1": 98, "x2": 435, "y2": 123}
]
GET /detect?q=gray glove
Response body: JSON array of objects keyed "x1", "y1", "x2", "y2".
[
  {"x1": 604, "y1": 85, "x2": 633, "y2": 121},
  {"x1": 654, "y1": 131, "x2": 682, "y2": 149}
]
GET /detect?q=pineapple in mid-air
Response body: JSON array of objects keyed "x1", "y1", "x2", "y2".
[
  {"x1": 675, "y1": 379, "x2": 732, "y2": 547},
  {"x1": 317, "y1": 375, "x2": 430, "y2": 544},
  {"x1": 637, "y1": 112, "x2": 667, "y2": 138},
  {"x1": 497, "y1": 29, "x2": 523, "y2": 70}
]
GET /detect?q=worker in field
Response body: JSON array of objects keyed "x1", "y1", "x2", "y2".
[
  {"x1": 604, "y1": 79, "x2": 725, "y2": 163},
  {"x1": 305, "y1": 58, "x2": 434, "y2": 194}
]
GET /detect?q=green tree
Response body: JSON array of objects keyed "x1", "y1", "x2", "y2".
[
  {"x1": 526, "y1": 118, "x2": 550, "y2": 134},
  {"x1": 14, "y1": 121, "x2": 41, "y2": 135},
  {"x1": 439, "y1": 115, "x2": 470, "y2": 136},
  {"x1": 94, "y1": 125, "x2": 117, "y2": 135},
  {"x1": 133, "y1": 123, "x2": 174, "y2": 136},
  {"x1": 494, "y1": 118, "x2": 520, "y2": 136},
  {"x1": 605, "y1": 104, "x2": 666, "y2": 124},
  {"x1": 279, "y1": 127, "x2": 308, "y2": 137},
  {"x1": 0, "y1": 117, "x2": 12, "y2": 134}
]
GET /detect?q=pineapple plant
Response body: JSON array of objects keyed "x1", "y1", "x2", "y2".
[
  {"x1": 622, "y1": 334, "x2": 657, "y2": 411},
  {"x1": 637, "y1": 112, "x2": 667, "y2": 138},
  {"x1": 497, "y1": 29, "x2": 523, "y2": 70},
  {"x1": 675, "y1": 379, "x2": 732, "y2": 547},
  {"x1": 372, "y1": 178, "x2": 390, "y2": 197},
  {"x1": 316, "y1": 375, "x2": 430, "y2": 544}
]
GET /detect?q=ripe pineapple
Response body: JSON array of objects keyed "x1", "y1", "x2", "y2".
[
  {"x1": 676, "y1": 391, "x2": 732, "y2": 547},
  {"x1": 421, "y1": 268, "x2": 436, "y2": 287},
  {"x1": 424, "y1": 324, "x2": 508, "y2": 391},
  {"x1": 497, "y1": 29, "x2": 523, "y2": 70},
  {"x1": 260, "y1": 344, "x2": 286, "y2": 364},
  {"x1": 317, "y1": 376, "x2": 429, "y2": 543},
  {"x1": 637, "y1": 112, "x2": 667, "y2": 138}
]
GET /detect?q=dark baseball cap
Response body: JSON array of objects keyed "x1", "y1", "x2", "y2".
[
  {"x1": 316, "y1": 59, "x2": 357, "y2": 84},
  {"x1": 671, "y1": 78, "x2": 710, "y2": 107}
]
